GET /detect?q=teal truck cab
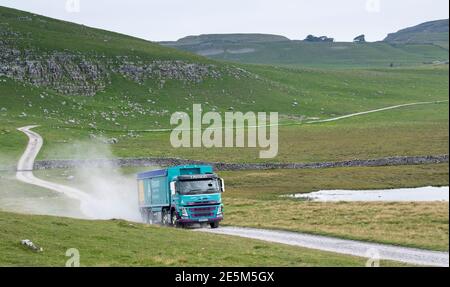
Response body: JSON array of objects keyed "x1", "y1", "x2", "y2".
[{"x1": 137, "y1": 165, "x2": 224, "y2": 228}]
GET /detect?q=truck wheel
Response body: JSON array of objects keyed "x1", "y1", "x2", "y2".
[
  {"x1": 147, "y1": 211, "x2": 154, "y2": 224},
  {"x1": 171, "y1": 211, "x2": 182, "y2": 228},
  {"x1": 170, "y1": 212, "x2": 176, "y2": 226},
  {"x1": 161, "y1": 210, "x2": 170, "y2": 226},
  {"x1": 210, "y1": 221, "x2": 219, "y2": 229}
]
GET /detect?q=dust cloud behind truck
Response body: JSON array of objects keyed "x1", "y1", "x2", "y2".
[{"x1": 137, "y1": 165, "x2": 224, "y2": 228}]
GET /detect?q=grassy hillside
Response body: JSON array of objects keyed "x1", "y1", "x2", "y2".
[
  {"x1": 0, "y1": 7, "x2": 205, "y2": 61},
  {"x1": 27, "y1": 66, "x2": 450, "y2": 164},
  {"x1": 0, "y1": 210, "x2": 409, "y2": 266},
  {"x1": 0, "y1": 5, "x2": 448, "y2": 167},
  {"x1": 384, "y1": 19, "x2": 449, "y2": 49}
]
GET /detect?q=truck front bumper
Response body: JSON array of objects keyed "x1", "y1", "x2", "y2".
[{"x1": 178, "y1": 216, "x2": 223, "y2": 224}]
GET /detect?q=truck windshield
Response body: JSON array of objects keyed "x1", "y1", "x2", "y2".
[{"x1": 177, "y1": 179, "x2": 220, "y2": 195}]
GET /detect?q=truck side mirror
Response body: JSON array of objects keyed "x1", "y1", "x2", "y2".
[
  {"x1": 170, "y1": 181, "x2": 176, "y2": 195},
  {"x1": 219, "y1": 178, "x2": 225, "y2": 193}
]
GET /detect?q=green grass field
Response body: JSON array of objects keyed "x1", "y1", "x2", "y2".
[
  {"x1": 1, "y1": 66, "x2": 448, "y2": 165},
  {"x1": 220, "y1": 164, "x2": 449, "y2": 251},
  {"x1": 0, "y1": 211, "x2": 410, "y2": 267},
  {"x1": 13, "y1": 163, "x2": 446, "y2": 252}
]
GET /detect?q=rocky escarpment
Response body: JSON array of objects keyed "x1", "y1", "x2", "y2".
[
  {"x1": 0, "y1": 26, "x2": 108, "y2": 96},
  {"x1": 116, "y1": 59, "x2": 221, "y2": 85},
  {"x1": 0, "y1": 26, "x2": 255, "y2": 96},
  {"x1": 0, "y1": 47, "x2": 108, "y2": 96}
]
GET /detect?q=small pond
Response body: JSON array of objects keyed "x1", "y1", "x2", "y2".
[{"x1": 285, "y1": 186, "x2": 449, "y2": 202}]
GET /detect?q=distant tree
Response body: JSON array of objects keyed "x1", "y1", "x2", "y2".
[
  {"x1": 305, "y1": 35, "x2": 317, "y2": 42},
  {"x1": 353, "y1": 34, "x2": 366, "y2": 43},
  {"x1": 319, "y1": 36, "x2": 334, "y2": 42},
  {"x1": 304, "y1": 35, "x2": 334, "y2": 42}
]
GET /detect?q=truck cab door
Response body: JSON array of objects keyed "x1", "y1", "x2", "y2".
[{"x1": 170, "y1": 181, "x2": 177, "y2": 204}]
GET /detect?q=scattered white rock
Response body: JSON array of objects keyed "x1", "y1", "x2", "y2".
[
  {"x1": 107, "y1": 138, "x2": 119, "y2": 144},
  {"x1": 21, "y1": 239, "x2": 43, "y2": 252}
]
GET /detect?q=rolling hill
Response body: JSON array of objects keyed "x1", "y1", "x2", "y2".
[
  {"x1": 384, "y1": 19, "x2": 449, "y2": 49},
  {"x1": 0, "y1": 5, "x2": 299, "y2": 131},
  {"x1": 161, "y1": 20, "x2": 449, "y2": 68},
  {"x1": 160, "y1": 33, "x2": 290, "y2": 45}
]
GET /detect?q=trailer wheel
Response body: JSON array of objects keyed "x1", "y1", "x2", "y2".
[
  {"x1": 141, "y1": 209, "x2": 151, "y2": 224},
  {"x1": 140, "y1": 209, "x2": 146, "y2": 223}
]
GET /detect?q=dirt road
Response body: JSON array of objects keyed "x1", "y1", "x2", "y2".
[
  {"x1": 128, "y1": 100, "x2": 449, "y2": 131},
  {"x1": 16, "y1": 126, "x2": 94, "y2": 217},
  {"x1": 305, "y1": 100, "x2": 449, "y2": 124},
  {"x1": 199, "y1": 226, "x2": 449, "y2": 267}
]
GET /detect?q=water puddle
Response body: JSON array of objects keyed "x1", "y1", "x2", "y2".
[{"x1": 285, "y1": 186, "x2": 449, "y2": 202}]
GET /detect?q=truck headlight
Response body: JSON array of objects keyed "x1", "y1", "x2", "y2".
[
  {"x1": 217, "y1": 205, "x2": 223, "y2": 215},
  {"x1": 181, "y1": 207, "x2": 188, "y2": 217}
]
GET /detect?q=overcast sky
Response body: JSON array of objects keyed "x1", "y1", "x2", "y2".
[{"x1": 0, "y1": 0, "x2": 448, "y2": 42}]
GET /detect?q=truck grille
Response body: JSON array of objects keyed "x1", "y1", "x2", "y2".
[
  {"x1": 189, "y1": 206, "x2": 216, "y2": 218},
  {"x1": 187, "y1": 201, "x2": 218, "y2": 206}
]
